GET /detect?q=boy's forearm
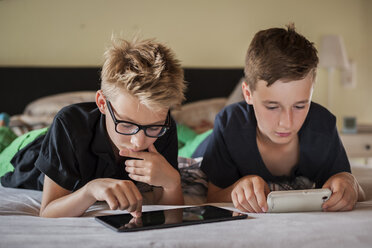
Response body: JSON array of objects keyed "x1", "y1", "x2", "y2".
[
  {"x1": 156, "y1": 175, "x2": 184, "y2": 205},
  {"x1": 344, "y1": 172, "x2": 365, "y2": 202},
  {"x1": 159, "y1": 186, "x2": 184, "y2": 205},
  {"x1": 206, "y1": 183, "x2": 234, "y2": 203},
  {"x1": 40, "y1": 186, "x2": 96, "y2": 218}
]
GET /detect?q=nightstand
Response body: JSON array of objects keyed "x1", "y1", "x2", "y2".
[{"x1": 339, "y1": 132, "x2": 372, "y2": 161}]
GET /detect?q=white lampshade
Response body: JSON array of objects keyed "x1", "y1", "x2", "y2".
[
  {"x1": 319, "y1": 35, "x2": 350, "y2": 69},
  {"x1": 319, "y1": 35, "x2": 357, "y2": 109}
]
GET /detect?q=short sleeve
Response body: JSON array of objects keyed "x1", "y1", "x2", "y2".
[
  {"x1": 200, "y1": 112, "x2": 240, "y2": 188},
  {"x1": 299, "y1": 103, "x2": 352, "y2": 188},
  {"x1": 315, "y1": 124, "x2": 351, "y2": 187},
  {"x1": 35, "y1": 115, "x2": 80, "y2": 191}
]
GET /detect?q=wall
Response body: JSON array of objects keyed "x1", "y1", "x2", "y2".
[{"x1": 0, "y1": 0, "x2": 371, "y2": 125}]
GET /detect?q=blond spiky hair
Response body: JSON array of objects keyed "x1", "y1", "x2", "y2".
[{"x1": 101, "y1": 38, "x2": 186, "y2": 111}]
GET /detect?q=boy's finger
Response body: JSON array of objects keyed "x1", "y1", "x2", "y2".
[
  {"x1": 148, "y1": 144, "x2": 159, "y2": 154},
  {"x1": 119, "y1": 148, "x2": 146, "y2": 160},
  {"x1": 121, "y1": 187, "x2": 138, "y2": 213},
  {"x1": 250, "y1": 180, "x2": 266, "y2": 213},
  {"x1": 105, "y1": 195, "x2": 119, "y2": 210},
  {"x1": 134, "y1": 206, "x2": 142, "y2": 218},
  {"x1": 244, "y1": 189, "x2": 262, "y2": 213},
  {"x1": 125, "y1": 166, "x2": 146, "y2": 176},
  {"x1": 133, "y1": 187, "x2": 143, "y2": 217},
  {"x1": 114, "y1": 189, "x2": 130, "y2": 211},
  {"x1": 128, "y1": 173, "x2": 149, "y2": 184},
  {"x1": 322, "y1": 188, "x2": 343, "y2": 210},
  {"x1": 324, "y1": 196, "x2": 345, "y2": 211},
  {"x1": 237, "y1": 190, "x2": 253, "y2": 211},
  {"x1": 255, "y1": 189, "x2": 268, "y2": 213},
  {"x1": 232, "y1": 191, "x2": 253, "y2": 213},
  {"x1": 125, "y1": 159, "x2": 144, "y2": 168},
  {"x1": 119, "y1": 148, "x2": 139, "y2": 158}
]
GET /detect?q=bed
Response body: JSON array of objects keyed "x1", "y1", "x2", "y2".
[
  {"x1": 1, "y1": 165, "x2": 372, "y2": 248},
  {"x1": 1, "y1": 67, "x2": 372, "y2": 248}
]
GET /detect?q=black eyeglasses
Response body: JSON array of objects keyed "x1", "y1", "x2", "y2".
[{"x1": 106, "y1": 100, "x2": 170, "y2": 138}]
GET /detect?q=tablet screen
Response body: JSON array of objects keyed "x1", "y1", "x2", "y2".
[{"x1": 95, "y1": 205, "x2": 247, "y2": 232}]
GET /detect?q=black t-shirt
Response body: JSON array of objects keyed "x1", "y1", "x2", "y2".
[
  {"x1": 1, "y1": 102, "x2": 178, "y2": 191},
  {"x1": 200, "y1": 101, "x2": 351, "y2": 189}
]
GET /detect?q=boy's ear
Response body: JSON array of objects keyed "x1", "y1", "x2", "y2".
[
  {"x1": 242, "y1": 81, "x2": 253, "y2": 104},
  {"x1": 96, "y1": 90, "x2": 107, "y2": 114}
]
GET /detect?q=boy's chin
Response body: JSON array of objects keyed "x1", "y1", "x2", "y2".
[{"x1": 269, "y1": 135, "x2": 295, "y2": 145}]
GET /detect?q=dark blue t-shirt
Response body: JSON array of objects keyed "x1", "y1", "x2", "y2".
[
  {"x1": 200, "y1": 101, "x2": 351, "y2": 189},
  {"x1": 1, "y1": 102, "x2": 178, "y2": 191}
]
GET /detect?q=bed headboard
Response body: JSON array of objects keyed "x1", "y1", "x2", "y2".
[{"x1": 1, "y1": 67, "x2": 244, "y2": 115}]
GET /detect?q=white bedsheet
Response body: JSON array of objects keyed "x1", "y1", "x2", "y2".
[{"x1": 1, "y1": 165, "x2": 372, "y2": 248}]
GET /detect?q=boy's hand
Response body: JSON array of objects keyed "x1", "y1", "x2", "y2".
[
  {"x1": 322, "y1": 172, "x2": 359, "y2": 211},
  {"x1": 85, "y1": 178, "x2": 142, "y2": 217},
  {"x1": 120, "y1": 144, "x2": 180, "y2": 190},
  {"x1": 231, "y1": 175, "x2": 270, "y2": 213}
]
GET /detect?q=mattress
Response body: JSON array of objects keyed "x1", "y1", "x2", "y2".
[{"x1": 1, "y1": 164, "x2": 372, "y2": 248}]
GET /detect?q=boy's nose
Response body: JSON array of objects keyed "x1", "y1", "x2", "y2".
[
  {"x1": 130, "y1": 130, "x2": 146, "y2": 148},
  {"x1": 279, "y1": 109, "x2": 293, "y2": 129}
]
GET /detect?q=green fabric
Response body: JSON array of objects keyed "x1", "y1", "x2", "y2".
[
  {"x1": 0, "y1": 127, "x2": 48, "y2": 177},
  {"x1": 177, "y1": 124, "x2": 197, "y2": 149},
  {"x1": 177, "y1": 124, "x2": 212, "y2": 158},
  {"x1": 0, "y1": 127, "x2": 18, "y2": 153}
]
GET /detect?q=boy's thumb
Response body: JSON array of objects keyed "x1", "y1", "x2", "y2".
[{"x1": 148, "y1": 143, "x2": 158, "y2": 153}]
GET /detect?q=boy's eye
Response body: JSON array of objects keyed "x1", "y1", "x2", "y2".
[
  {"x1": 294, "y1": 105, "x2": 305, "y2": 109},
  {"x1": 122, "y1": 124, "x2": 134, "y2": 128},
  {"x1": 148, "y1": 126, "x2": 162, "y2": 131},
  {"x1": 265, "y1": 106, "x2": 278, "y2": 110}
]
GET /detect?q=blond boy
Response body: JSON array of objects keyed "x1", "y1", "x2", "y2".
[{"x1": 1, "y1": 38, "x2": 186, "y2": 217}]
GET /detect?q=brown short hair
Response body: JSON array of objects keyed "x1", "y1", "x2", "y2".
[
  {"x1": 244, "y1": 23, "x2": 319, "y2": 91},
  {"x1": 101, "y1": 38, "x2": 186, "y2": 110}
]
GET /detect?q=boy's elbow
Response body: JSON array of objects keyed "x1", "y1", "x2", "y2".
[
  {"x1": 39, "y1": 207, "x2": 57, "y2": 218},
  {"x1": 39, "y1": 206, "x2": 46, "y2": 217},
  {"x1": 39, "y1": 209, "x2": 52, "y2": 218}
]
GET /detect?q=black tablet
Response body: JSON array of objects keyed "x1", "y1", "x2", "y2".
[{"x1": 95, "y1": 205, "x2": 248, "y2": 232}]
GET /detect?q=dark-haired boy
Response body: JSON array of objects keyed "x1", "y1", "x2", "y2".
[{"x1": 201, "y1": 24, "x2": 365, "y2": 213}]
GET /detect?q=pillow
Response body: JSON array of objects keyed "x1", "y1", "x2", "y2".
[
  {"x1": 24, "y1": 91, "x2": 96, "y2": 117},
  {"x1": 172, "y1": 98, "x2": 226, "y2": 133},
  {"x1": 9, "y1": 114, "x2": 53, "y2": 136},
  {"x1": 225, "y1": 77, "x2": 245, "y2": 107}
]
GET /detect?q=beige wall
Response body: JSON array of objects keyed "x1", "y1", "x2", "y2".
[{"x1": 1, "y1": 0, "x2": 371, "y2": 125}]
